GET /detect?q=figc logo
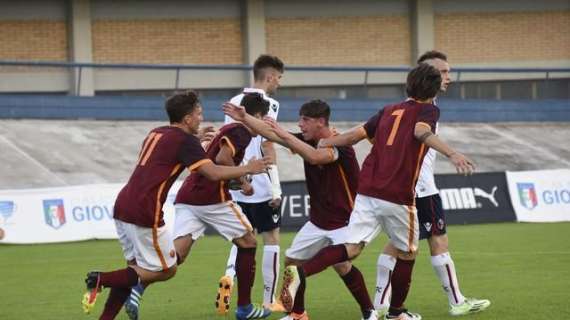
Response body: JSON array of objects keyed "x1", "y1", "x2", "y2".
[
  {"x1": 43, "y1": 199, "x2": 66, "y2": 229},
  {"x1": 517, "y1": 183, "x2": 538, "y2": 210}
]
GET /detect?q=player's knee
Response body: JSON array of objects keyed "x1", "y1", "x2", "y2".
[
  {"x1": 284, "y1": 256, "x2": 302, "y2": 267},
  {"x1": 397, "y1": 250, "x2": 417, "y2": 260},
  {"x1": 332, "y1": 261, "x2": 352, "y2": 276},
  {"x1": 428, "y1": 234, "x2": 449, "y2": 255},
  {"x1": 261, "y1": 228, "x2": 280, "y2": 245},
  {"x1": 235, "y1": 232, "x2": 257, "y2": 248},
  {"x1": 345, "y1": 243, "x2": 363, "y2": 259},
  {"x1": 162, "y1": 265, "x2": 177, "y2": 280}
]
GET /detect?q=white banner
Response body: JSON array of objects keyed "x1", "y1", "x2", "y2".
[
  {"x1": 0, "y1": 182, "x2": 181, "y2": 244},
  {"x1": 506, "y1": 169, "x2": 570, "y2": 222}
]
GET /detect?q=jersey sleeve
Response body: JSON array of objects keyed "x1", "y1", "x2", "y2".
[
  {"x1": 178, "y1": 135, "x2": 211, "y2": 171},
  {"x1": 220, "y1": 125, "x2": 252, "y2": 157},
  {"x1": 416, "y1": 104, "x2": 440, "y2": 132},
  {"x1": 363, "y1": 108, "x2": 384, "y2": 139}
]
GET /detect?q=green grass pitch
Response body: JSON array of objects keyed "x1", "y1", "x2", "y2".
[{"x1": 1, "y1": 222, "x2": 569, "y2": 319}]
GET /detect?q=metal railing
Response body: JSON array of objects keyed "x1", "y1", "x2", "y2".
[{"x1": 1, "y1": 60, "x2": 569, "y2": 95}]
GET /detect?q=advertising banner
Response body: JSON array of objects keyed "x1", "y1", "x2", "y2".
[
  {"x1": 435, "y1": 172, "x2": 517, "y2": 225},
  {"x1": 506, "y1": 169, "x2": 570, "y2": 222},
  {"x1": 0, "y1": 182, "x2": 183, "y2": 244}
]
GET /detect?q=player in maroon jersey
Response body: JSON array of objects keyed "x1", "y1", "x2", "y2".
[
  {"x1": 81, "y1": 91, "x2": 269, "y2": 320},
  {"x1": 224, "y1": 99, "x2": 377, "y2": 320},
  {"x1": 171, "y1": 93, "x2": 275, "y2": 320},
  {"x1": 279, "y1": 64, "x2": 475, "y2": 320}
]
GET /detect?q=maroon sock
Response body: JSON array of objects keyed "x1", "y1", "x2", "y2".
[
  {"x1": 236, "y1": 247, "x2": 256, "y2": 307},
  {"x1": 390, "y1": 258, "x2": 416, "y2": 310},
  {"x1": 100, "y1": 267, "x2": 139, "y2": 288},
  {"x1": 291, "y1": 267, "x2": 306, "y2": 314},
  {"x1": 301, "y1": 244, "x2": 348, "y2": 277},
  {"x1": 341, "y1": 265, "x2": 374, "y2": 313},
  {"x1": 99, "y1": 287, "x2": 130, "y2": 320}
]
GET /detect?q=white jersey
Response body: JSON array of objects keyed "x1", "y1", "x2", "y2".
[
  {"x1": 225, "y1": 88, "x2": 280, "y2": 203},
  {"x1": 415, "y1": 123, "x2": 439, "y2": 198}
]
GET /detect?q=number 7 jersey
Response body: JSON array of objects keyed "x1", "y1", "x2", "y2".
[{"x1": 357, "y1": 100, "x2": 440, "y2": 206}]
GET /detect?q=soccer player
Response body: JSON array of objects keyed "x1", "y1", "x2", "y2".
[
  {"x1": 279, "y1": 64, "x2": 476, "y2": 320},
  {"x1": 222, "y1": 54, "x2": 285, "y2": 311},
  {"x1": 172, "y1": 93, "x2": 274, "y2": 320},
  {"x1": 224, "y1": 99, "x2": 378, "y2": 320},
  {"x1": 81, "y1": 91, "x2": 269, "y2": 320},
  {"x1": 373, "y1": 51, "x2": 491, "y2": 317}
]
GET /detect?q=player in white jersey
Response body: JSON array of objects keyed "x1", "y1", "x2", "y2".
[
  {"x1": 219, "y1": 54, "x2": 285, "y2": 314},
  {"x1": 373, "y1": 51, "x2": 490, "y2": 317}
]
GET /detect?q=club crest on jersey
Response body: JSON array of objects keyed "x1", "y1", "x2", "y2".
[
  {"x1": 43, "y1": 199, "x2": 66, "y2": 229},
  {"x1": 271, "y1": 104, "x2": 278, "y2": 112},
  {"x1": 423, "y1": 222, "x2": 432, "y2": 232},
  {"x1": 517, "y1": 183, "x2": 538, "y2": 210}
]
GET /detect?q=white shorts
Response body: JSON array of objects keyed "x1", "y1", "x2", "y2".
[
  {"x1": 285, "y1": 221, "x2": 349, "y2": 260},
  {"x1": 174, "y1": 201, "x2": 253, "y2": 241},
  {"x1": 345, "y1": 194, "x2": 419, "y2": 253},
  {"x1": 115, "y1": 220, "x2": 176, "y2": 272}
]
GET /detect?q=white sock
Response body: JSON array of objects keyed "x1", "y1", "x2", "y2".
[
  {"x1": 431, "y1": 252, "x2": 466, "y2": 305},
  {"x1": 225, "y1": 244, "x2": 238, "y2": 278},
  {"x1": 262, "y1": 245, "x2": 280, "y2": 305},
  {"x1": 373, "y1": 254, "x2": 396, "y2": 310}
]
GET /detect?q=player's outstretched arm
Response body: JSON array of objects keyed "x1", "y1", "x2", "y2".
[
  {"x1": 197, "y1": 157, "x2": 270, "y2": 181},
  {"x1": 264, "y1": 117, "x2": 337, "y2": 165},
  {"x1": 318, "y1": 125, "x2": 368, "y2": 148},
  {"x1": 222, "y1": 102, "x2": 288, "y2": 146},
  {"x1": 414, "y1": 123, "x2": 475, "y2": 175}
]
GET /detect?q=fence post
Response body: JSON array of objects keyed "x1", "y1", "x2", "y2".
[
  {"x1": 76, "y1": 66, "x2": 83, "y2": 96},
  {"x1": 175, "y1": 68, "x2": 181, "y2": 90}
]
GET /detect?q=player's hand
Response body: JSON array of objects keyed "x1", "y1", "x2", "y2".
[
  {"x1": 240, "y1": 181, "x2": 254, "y2": 196},
  {"x1": 223, "y1": 102, "x2": 247, "y2": 121},
  {"x1": 269, "y1": 197, "x2": 282, "y2": 208},
  {"x1": 449, "y1": 152, "x2": 475, "y2": 176},
  {"x1": 263, "y1": 116, "x2": 288, "y2": 138},
  {"x1": 197, "y1": 126, "x2": 216, "y2": 143},
  {"x1": 245, "y1": 156, "x2": 270, "y2": 174}
]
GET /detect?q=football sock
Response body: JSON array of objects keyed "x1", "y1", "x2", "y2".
[
  {"x1": 99, "y1": 287, "x2": 130, "y2": 320},
  {"x1": 373, "y1": 254, "x2": 396, "y2": 309},
  {"x1": 100, "y1": 267, "x2": 139, "y2": 288},
  {"x1": 262, "y1": 245, "x2": 280, "y2": 305},
  {"x1": 389, "y1": 258, "x2": 415, "y2": 310},
  {"x1": 225, "y1": 244, "x2": 238, "y2": 279},
  {"x1": 301, "y1": 244, "x2": 348, "y2": 277},
  {"x1": 431, "y1": 252, "x2": 466, "y2": 305},
  {"x1": 236, "y1": 247, "x2": 256, "y2": 307},
  {"x1": 291, "y1": 266, "x2": 306, "y2": 314},
  {"x1": 341, "y1": 265, "x2": 374, "y2": 316}
]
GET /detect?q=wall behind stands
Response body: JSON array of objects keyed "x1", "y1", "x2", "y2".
[{"x1": 0, "y1": 0, "x2": 568, "y2": 95}]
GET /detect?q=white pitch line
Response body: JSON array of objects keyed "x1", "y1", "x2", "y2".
[
  {"x1": 482, "y1": 124, "x2": 570, "y2": 167},
  {"x1": 0, "y1": 135, "x2": 68, "y2": 186}
]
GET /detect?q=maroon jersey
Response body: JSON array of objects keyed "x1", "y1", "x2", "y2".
[
  {"x1": 358, "y1": 100, "x2": 440, "y2": 206},
  {"x1": 175, "y1": 123, "x2": 252, "y2": 205},
  {"x1": 114, "y1": 126, "x2": 211, "y2": 228},
  {"x1": 294, "y1": 133, "x2": 360, "y2": 230}
]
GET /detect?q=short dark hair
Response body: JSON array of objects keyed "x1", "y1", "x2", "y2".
[
  {"x1": 417, "y1": 50, "x2": 448, "y2": 64},
  {"x1": 406, "y1": 64, "x2": 442, "y2": 100},
  {"x1": 241, "y1": 93, "x2": 270, "y2": 117},
  {"x1": 299, "y1": 99, "x2": 331, "y2": 126},
  {"x1": 253, "y1": 54, "x2": 284, "y2": 81},
  {"x1": 165, "y1": 90, "x2": 200, "y2": 123}
]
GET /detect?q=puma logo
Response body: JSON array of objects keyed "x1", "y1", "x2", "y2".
[{"x1": 474, "y1": 186, "x2": 498, "y2": 207}]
